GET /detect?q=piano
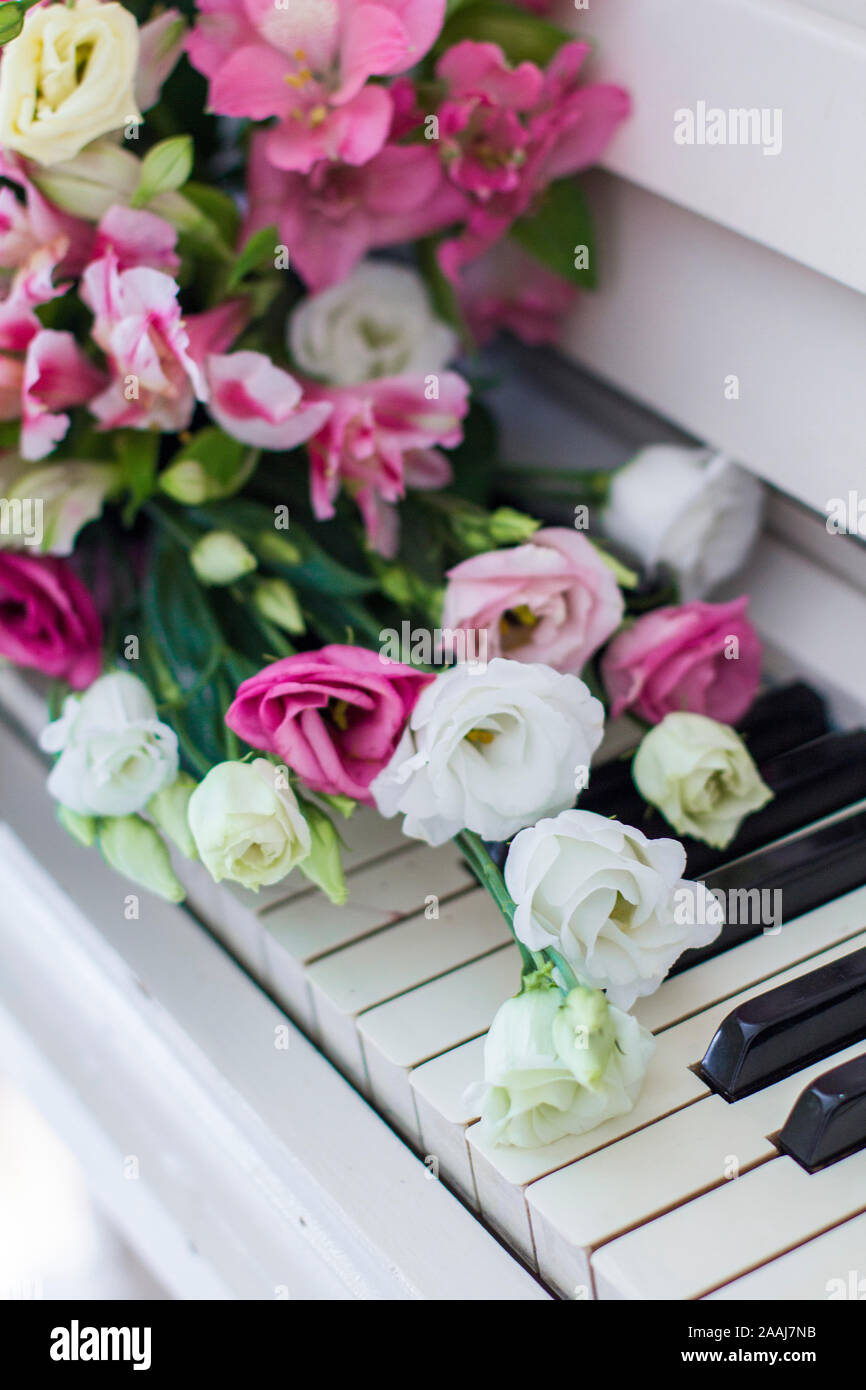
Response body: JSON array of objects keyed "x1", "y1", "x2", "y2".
[{"x1": 0, "y1": 0, "x2": 864, "y2": 1304}]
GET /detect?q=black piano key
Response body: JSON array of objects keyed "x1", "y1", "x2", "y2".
[
  {"x1": 700, "y1": 947, "x2": 866, "y2": 1101},
  {"x1": 671, "y1": 806, "x2": 866, "y2": 975},
  {"x1": 579, "y1": 682, "x2": 829, "y2": 821},
  {"x1": 777, "y1": 1053, "x2": 866, "y2": 1172}
]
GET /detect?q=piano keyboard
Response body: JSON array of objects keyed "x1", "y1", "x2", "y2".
[{"x1": 178, "y1": 680, "x2": 866, "y2": 1299}]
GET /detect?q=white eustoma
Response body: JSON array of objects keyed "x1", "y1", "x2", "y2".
[
  {"x1": 505, "y1": 809, "x2": 723, "y2": 1010},
  {"x1": 633, "y1": 712, "x2": 773, "y2": 849},
  {"x1": 187, "y1": 759, "x2": 312, "y2": 891},
  {"x1": 0, "y1": 461, "x2": 117, "y2": 555},
  {"x1": 370, "y1": 657, "x2": 605, "y2": 846},
  {"x1": 602, "y1": 446, "x2": 765, "y2": 601},
  {"x1": 0, "y1": 0, "x2": 141, "y2": 167},
  {"x1": 288, "y1": 261, "x2": 457, "y2": 386},
  {"x1": 467, "y1": 979, "x2": 654, "y2": 1148},
  {"x1": 40, "y1": 671, "x2": 179, "y2": 817}
]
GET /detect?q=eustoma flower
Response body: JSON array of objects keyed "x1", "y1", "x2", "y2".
[
  {"x1": 632, "y1": 712, "x2": 773, "y2": 849},
  {"x1": 40, "y1": 671, "x2": 179, "y2": 817},
  {"x1": 601, "y1": 596, "x2": 762, "y2": 725},
  {"x1": 226, "y1": 645, "x2": 433, "y2": 805},
  {"x1": 442, "y1": 528, "x2": 624, "y2": 674},
  {"x1": 0, "y1": 551, "x2": 101, "y2": 687},
  {"x1": 505, "y1": 810, "x2": 723, "y2": 1009},
  {"x1": 467, "y1": 974, "x2": 654, "y2": 1148},
  {"x1": 371, "y1": 657, "x2": 604, "y2": 845},
  {"x1": 187, "y1": 759, "x2": 312, "y2": 891},
  {"x1": 602, "y1": 446, "x2": 765, "y2": 601},
  {"x1": 187, "y1": 0, "x2": 446, "y2": 174}
]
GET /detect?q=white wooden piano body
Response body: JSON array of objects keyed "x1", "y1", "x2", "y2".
[{"x1": 0, "y1": 0, "x2": 864, "y2": 1300}]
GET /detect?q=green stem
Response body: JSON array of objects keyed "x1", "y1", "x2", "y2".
[{"x1": 455, "y1": 830, "x2": 537, "y2": 974}]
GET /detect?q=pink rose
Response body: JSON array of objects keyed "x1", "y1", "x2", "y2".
[
  {"x1": 443, "y1": 528, "x2": 624, "y2": 673},
  {"x1": 225, "y1": 645, "x2": 433, "y2": 804},
  {"x1": 0, "y1": 553, "x2": 102, "y2": 689},
  {"x1": 601, "y1": 597, "x2": 762, "y2": 725}
]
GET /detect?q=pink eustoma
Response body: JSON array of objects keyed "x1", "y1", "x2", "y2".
[
  {"x1": 443, "y1": 528, "x2": 624, "y2": 674},
  {"x1": 303, "y1": 372, "x2": 469, "y2": 555},
  {"x1": 601, "y1": 597, "x2": 762, "y2": 726},
  {"x1": 225, "y1": 644, "x2": 433, "y2": 803},
  {"x1": 0, "y1": 553, "x2": 102, "y2": 689},
  {"x1": 188, "y1": 0, "x2": 446, "y2": 174}
]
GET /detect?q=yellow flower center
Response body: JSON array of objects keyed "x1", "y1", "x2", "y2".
[{"x1": 465, "y1": 728, "x2": 496, "y2": 747}]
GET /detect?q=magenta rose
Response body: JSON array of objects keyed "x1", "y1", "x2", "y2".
[
  {"x1": 601, "y1": 597, "x2": 761, "y2": 725},
  {"x1": 225, "y1": 645, "x2": 433, "y2": 804},
  {"x1": 0, "y1": 553, "x2": 102, "y2": 689},
  {"x1": 442, "y1": 528, "x2": 624, "y2": 673}
]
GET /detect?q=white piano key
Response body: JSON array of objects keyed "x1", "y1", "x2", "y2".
[
  {"x1": 410, "y1": 1037, "x2": 487, "y2": 1208},
  {"x1": 360, "y1": 945, "x2": 520, "y2": 1143},
  {"x1": 705, "y1": 1211, "x2": 866, "y2": 1301},
  {"x1": 306, "y1": 890, "x2": 512, "y2": 1088},
  {"x1": 592, "y1": 1147, "x2": 866, "y2": 1300},
  {"x1": 466, "y1": 932, "x2": 866, "y2": 1268},
  {"x1": 527, "y1": 1038, "x2": 866, "y2": 1299},
  {"x1": 635, "y1": 882, "x2": 866, "y2": 1033}
]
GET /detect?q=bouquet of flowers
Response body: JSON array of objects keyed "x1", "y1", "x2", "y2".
[{"x1": 0, "y1": 0, "x2": 770, "y2": 1151}]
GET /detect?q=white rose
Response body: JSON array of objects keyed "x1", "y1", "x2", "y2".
[
  {"x1": 288, "y1": 261, "x2": 458, "y2": 386},
  {"x1": 0, "y1": 0, "x2": 141, "y2": 167},
  {"x1": 187, "y1": 759, "x2": 312, "y2": 891},
  {"x1": 602, "y1": 446, "x2": 765, "y2": 601},
  {"x1": 505, "y1": 809, "x2": 723, "y2": 1010},
  {"x1": 467, "y1": 979, "x2": 654, "y2": 1148},
  {"x1": 632, "y1": 711, "x2": 773, "y2": 850},
  {"x1": 370, "y1": 657, "x2": 605, "y2": 846},
  {"x1": 40, "y1": 671, "x2": 179, "y2": 816}
]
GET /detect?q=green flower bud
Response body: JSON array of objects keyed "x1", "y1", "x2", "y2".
[
  {"x1": 147, "y1": 772, "x2": 198, "y2": 860},
  {"x1": 296, "y1": 801, "x2": 347, "y2": 906},
  {"x1": 31, "y1": 140, "x2": 141, "y2": 220},
  {"x1": 552, "y1": 984, "x2": 617, "y2": 1090},
  {"x1": 255, "y1": 531, "x2": 303, "y2": 568},
  {"x1": 0, "y1": 4, "x2": 24, "y2": 47},
  {"x1": 488, "y1": 507, "x2": 542, "y2": 545},
  {"x1": 158, "y1": 458, "x2": 209, "y2": 505},
  {"x1": 252, "y1": 577, "x2": 305, "y2": 634},
  {"x1": 131, "y1": 135, "x2": 193, "y2": 209},
  {"x1": 98, "y1": 815, "x2": 185, "y2": 903},
  {"x1": 57, "y1": 804, "x2": 97, "y2": 848},
  {"x1": 190, "y1": 531, "x2": 257, "y2": 587}
]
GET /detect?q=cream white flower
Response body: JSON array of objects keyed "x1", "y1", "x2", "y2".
[
  {"x1": 468, "y1": 978, "x2": 654, "y2": 1148},
  {"x1": 633, "y1": 712, "x2": 773, "y2": 849},
  {"x1": 0, "y1": 460, "x2": 117, "y2": 555},
  {"x1": 190, "y1": 531, "x2": 257, "y2": 587},
  {"x1": 40, "y1": 671, "x2": 179, "y2": 817},
  {"x1": 187, "y1": 759, "x2": 312, "y2": 891},
  {"x1": 370, "y1": 657, "x2": 605, "y2": 846},
  {"x1": 0, "y1": 0, "x2": 141, "y2": 167},
  {"x1": 505, "y1": 809, "x2": 723, "y2": 1010},
  {"x1": 602, "y1": 446, "x2": 765, "y2": 601},
  {"x1": 288, "y1": 261, "x2": 457, "y2": 386}
]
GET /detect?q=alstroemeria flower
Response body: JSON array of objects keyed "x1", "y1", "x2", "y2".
[
  {"x1": 303, "y1": 372, "x2": 469, "y2": 555},
  {"x1": 205, "y1": 351, "x2": 333, "y2": 452},
  {"x1": 433, "y1": 40, "x2": 630, "y2": 277},
  {"x1": 188, "y1": 0, "x2": 446, "y2": 173},
  {"x1": 243, "y1": 130, "x2": 468, "y2": 291}
]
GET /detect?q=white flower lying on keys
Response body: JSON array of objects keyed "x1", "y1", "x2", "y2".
[
  {"x1": 187, "y1": 759, "x2": 311, "y2": 892},
  {"x1": 465, "y1": 974, "x2": 655, "y2": 1148},
  {"x1": 370, "y1": 657, "x2": 605, "y2": 846},
  {"x1": 505, "y1": 809, "x2": 724, "y2": 1011},
  {"x1": 602, "y1": 445, "x2": 765, "y2": 601},
  {"x1": 633, "y1": 711, "x2": 773, "y2": 850},
  {"x1": 288, "y1": 260, "x2": 458, "y2": 387},
  {"x1": 40, "y1": 671, "x2": 179, "y2": 817}
]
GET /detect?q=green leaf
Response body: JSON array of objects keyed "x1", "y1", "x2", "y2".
[
  {"x1": 295, "y1": 797, "x2": 348, "y2": 906},
  {"x1": 436, "y1": 1, "x2": 572, "y2": 66},
  {"x1": 0, "y1": 4, "x2": 24, "y2": 47},
  {"x1": 181, "y1": 182, "x2": 242, "y2": 247},
  {"x1": 511, "y1": 178, "x2": 597, "y2": 288},
  {"x1": 228, "y1": 224, "x2": 279, "y2": 290},
  {"x1": 131, "y1": 135, "x2": 193, "y2": 208},
  {"x1": 159, "y1": 429, "x2": 259, "y2": 504},
  {"x1": 115, "y1": 430, "x2": 160, "y2": 524}
]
